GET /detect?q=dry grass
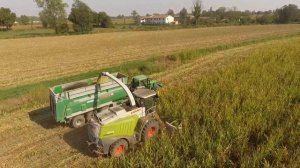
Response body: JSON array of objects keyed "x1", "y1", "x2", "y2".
[
  {"x1": 1, "y1": 24, "x2": 300, "y2": 88},
  {"x1": 1, "y1": 37, "x2": 298, "y2": 167}
]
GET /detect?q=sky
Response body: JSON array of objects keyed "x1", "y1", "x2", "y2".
[{"x1": 0, "y1": 0, "x2": 300, "y2": 17}]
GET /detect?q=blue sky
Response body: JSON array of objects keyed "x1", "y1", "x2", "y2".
[{"x1": 0, "y1": 0, "x2": 300, "y2": 16}]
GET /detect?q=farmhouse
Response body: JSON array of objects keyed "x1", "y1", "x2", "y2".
[{"x1": 140, "y1": 15, "x2": 175, "y2": 25}]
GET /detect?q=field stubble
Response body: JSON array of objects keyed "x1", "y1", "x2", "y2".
[{"x1": 1, "y1": 24, "x2": 300, "y2": 88}]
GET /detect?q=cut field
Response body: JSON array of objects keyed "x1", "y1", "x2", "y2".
[
  {"x1": 1, "y1": 24, "x2": 300, "y2": 88},
  {"x1": 0, "y1": 36, "x2": 299, "y2": 167}
]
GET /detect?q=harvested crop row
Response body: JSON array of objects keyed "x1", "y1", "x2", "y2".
[
  {"x1": 1, "y1": 24, "x2": 300, "y2": 88},
  {"x1": 0, "y1": 106, "x2": 99, "y2": 168}
]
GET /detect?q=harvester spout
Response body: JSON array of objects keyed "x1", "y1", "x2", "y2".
[{"x1": 101, "y1": 72, "x2": 136, "y2": 107}]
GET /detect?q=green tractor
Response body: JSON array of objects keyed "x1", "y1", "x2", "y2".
[{"x1": 87, "y1": 72, "x2": 162, "y2": 156}]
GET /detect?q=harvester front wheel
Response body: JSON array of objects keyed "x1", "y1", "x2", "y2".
[
  {"x1": 71, "y1": 115, "x2": 85, "y2": 128},
  {"x1": 109, "y1": 139, "x2": 128, "y2": 157},
  {"x1": 141, "y1": 120, "x2": 159, "y2": 141}
]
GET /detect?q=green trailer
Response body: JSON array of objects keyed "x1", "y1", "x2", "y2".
[
  {"x1": 49, "y1": 73, "x2": 128, "y2": 128},
  {"x1": 49, "y1": 72, "x2": 160, "y2": 128}
]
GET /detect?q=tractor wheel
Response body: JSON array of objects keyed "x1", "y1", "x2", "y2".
[
  {"x1": 141, "y1": 120, "x2": 159, "y2": 141},
  {"x1": 109, "y1": 139, "x2": 128, "y2": 157},
  {"x1": 71, "y1": 115, "x2": 86, "y2": 128}
]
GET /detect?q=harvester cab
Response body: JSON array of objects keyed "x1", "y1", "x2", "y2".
[
  {"x1": 88, "y1": 72, "x2": 161, "y2": 157},
  {"x1": 130, "y1": 75, "x2": 161, "y2": 91},
  {"x1": 133, "y1": 88, "x2": 158, "y2": 114}
]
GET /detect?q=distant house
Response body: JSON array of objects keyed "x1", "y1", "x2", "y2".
[{"x1": 141, "y1": 15, "x2": 175, "y2": 25}]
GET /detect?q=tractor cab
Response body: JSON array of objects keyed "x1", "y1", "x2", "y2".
[
  {"x1": 131, "y1": 75, "x2": 160, "y2": 91},
  {"x1": 133, "y1": 88, "x2": 158, "y2": 114}
]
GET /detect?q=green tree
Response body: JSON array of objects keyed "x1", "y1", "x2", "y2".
[
  {"x1": 179, "y1": 8, "x2": 188, "y2": 25},
  {"x1": 192, "y1": 0, "x2": 202, "y2": 25},
  {"x1": 240, "y1": 15, "x2": 252, "y2": 25},
  {"x1": 93, "y1": 11, "x2": 112, "y2": 28},
  {"x1": 98, "y1": 12, "x2": 112, "y2": 28},
  {"x1": 19, "y1": 15, "x2": 30, "y2": 25},
  {"x1": 39, "y1": 10, "x2": 49, "y2": 28},
  {"x1": 68, "y1": 0, "x2": 94, "y2": 33},
  {"x1": 216, "y1": 7, "x2": 226, "y2": 21},
  {"x1": 275, "y1": 4, "x2": 299, "y2": 23},
  {"x1": 131, "y1": 10, "x2": 140, "y2": 25},
  {"x1": 0, "y1": 7, "x2": 16, "y2": 30},
  {"x1": 35, "y1": 0, "x2": 47, "y2": 7},
  {"x1": 35, "y1": 0, "x2": 69, "y2": 34},
  {"x1": 167, "y1": 9, "x2": 175, "y2": 16},
  {"x1": 256, "y1": 14, "x2": 274, "y2": 24}
]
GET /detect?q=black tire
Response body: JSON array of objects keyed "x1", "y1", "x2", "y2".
[
  {"x1": 141, "y1": 120, "x2": 159, "y2": 141},
  {"x1": 109, "y1": 139, "x2": 128, "y2": 157},
  {"x1": 71, "y1": 115, "x2": 85, "y2": 128}
]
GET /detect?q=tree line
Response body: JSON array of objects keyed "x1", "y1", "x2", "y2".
[
  {"x1": 130, "y1": 1, "x2": 300, "y2": 26},
  {"x1": 127, "y1": 1, "x2": 300, "y2": 26},
  {"x1": 36, "y1": 0, "x2": 112, "y2": 34},
  {"x1": 0, "y1": 7, "x2": 16, "y2": 30},
  {"x1": 1, "y1": 0, "x2": 111, "y2": 32},
  {"x1": 0, "y1": 0, "x2": 299, "y2": 32},
  {"x1": 178, "y1": 1, "x2": 300, "y2": 25}
]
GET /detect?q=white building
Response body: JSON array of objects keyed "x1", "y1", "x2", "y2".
[{"x1": 141, "y1": 15, "x2": 175, "y2": 25}]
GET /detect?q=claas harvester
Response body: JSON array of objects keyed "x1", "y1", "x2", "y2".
[{"x1": 87, "y1": 72, "x2": 162, "y2": 156}]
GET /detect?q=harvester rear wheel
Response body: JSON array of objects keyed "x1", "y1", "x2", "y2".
[
  {"x1": 141, "y1": 120, "x2": 159, "y2": 141},
  {"x1": 71, "y1": 115, "x2": 85, "y2": 128},
  {"x1": 109, "y1": 139, "x2": 128, "y2": 157}
]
